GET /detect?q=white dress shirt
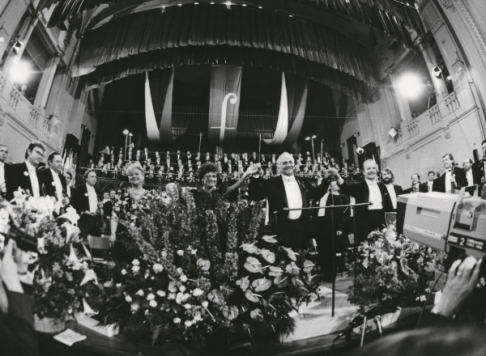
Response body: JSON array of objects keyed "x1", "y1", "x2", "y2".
[
  {"x1": 86, "y1": 184, "x2": 98, "y2": 213},
  {"x1": 317, "y1": 191, "x2": 330, "y2": 217},
  {"x1": 445, "y1": 170, "x2": 452, "y2": 193},
  {"x1": 25, "y1": 161, "x2": 40, "y2": 198},
  {"x1": 365, "y1": 179, "x2": 383, "y2": 210},
  {"x1": 385, "y1": 184, "x2": 397, "y2": 210},
  {"x1": 50, "y1": 168, "x2": 63, "y2": 202},
  {"x1": 282, "y1": 175, "x2": 302, "y2": 220},
  {"x1": 466, "y1": 169, "x2": 474, "y2": 186},
  {"x1": 427, "y1": 181, "x2": 434, "y2": 192},
  {"x1": 0, "y1": 162, "x2": 5, "y2": 193}
]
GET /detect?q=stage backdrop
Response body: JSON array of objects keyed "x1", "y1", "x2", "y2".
[{"x1": 208, "y1": 66, "x2": 242, "y2": 143}]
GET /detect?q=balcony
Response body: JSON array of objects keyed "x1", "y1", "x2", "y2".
[
  {"x1": 392, "y1": 82, "x2": 474, "y2": 148},
  {"x1": 0, "y1": 71, "x2": 59, "y2": 147}
]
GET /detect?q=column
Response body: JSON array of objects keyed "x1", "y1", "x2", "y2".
[{"x1": 34, "y1": 55, "x2": 60, "y2": 108}]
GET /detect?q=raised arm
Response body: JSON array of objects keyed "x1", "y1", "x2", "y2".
[{"x1": 227, "y1": 164, "x2": 259, "y2": 194}]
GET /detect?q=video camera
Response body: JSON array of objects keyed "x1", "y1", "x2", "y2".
[{"x1": 396, "y1": 186, "x2": 486, "y2": 259}]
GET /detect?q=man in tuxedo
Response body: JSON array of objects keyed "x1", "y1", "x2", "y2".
[
  {"x1": 403, "y1": 173, "x2": 427, "y2": 194},
  {"x1": 381, "y1": 167, "x2": 403, "y2": 212},
  {"x1": 39, "y1": 152, "x2": 69, "y2": 207},
  {"x1": 6, "y1": 141, "x2": 45, "y2": 200},
  {"x1": 329, "y1": 159, "x2": 394, "y2": 244},
  {"x1": 247, "y1": 152, "x2": 331, "y2": 250},
  {"x1": 433, "y1": 153, "x2": 468, "y2": 193},
  {"x1": 63, "y1": 172, "x2": 73, "y2": 198},
  {"x1": 314, "y1": 180, "x2": 349, "y2": 282},
  {"x1": 463, "y1": 159, "x2": 481, "y2": 186},
  {"x1": 71, "y1": 169, "x2": 99, "y2": 214},
  {"x1": 0, "y1": 144, "x2": 9, "y2": 197},
  {"x1": 472, "y1": 140, "x2": 486, "y2": 187},
  {"x1": 424, "y1": 171, "x2": 436, "y2": 192}
]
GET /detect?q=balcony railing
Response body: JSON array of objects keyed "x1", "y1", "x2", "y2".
[
  {"x1": 0, "y1": 71, "x2": 54, "y2": 141},
  {"x1": 393, "y1": 83, "x2": 472, "y2": 147}
]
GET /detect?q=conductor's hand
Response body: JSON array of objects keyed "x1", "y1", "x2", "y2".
[
  {"x1": 245, "y1": 164, "x2": 260, "y2": 177},
  {"x1": 431, "y1": 257, "x2": 481, "y2": 319}
]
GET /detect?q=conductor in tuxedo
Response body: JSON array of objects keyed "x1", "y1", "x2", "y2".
[
  {"x1": 314, "y1": 180, "x2": 350, "y2": 282},
  {"x1": 5, "y1": 141, "x2": 45, "y2": 200},
  {"x1": 329, "y1": 159, "x2": 394, "y2": 244},
  {"x1": 39, "y1": 152, "x2": 69, "y2": 207},
  {"x1": 433, "y1": 153, "x2": 468, "y2": 193},
  {"x1": 381, "y1": 167, "x2": 403, "y2": 212},
  {"x1": 247, "y1": 152, "x2": 331, "y2": 250}
]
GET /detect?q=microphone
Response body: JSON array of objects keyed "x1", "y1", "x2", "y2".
[{"x1": 336, "y1": 316, "x2": 364, "y2": 339}]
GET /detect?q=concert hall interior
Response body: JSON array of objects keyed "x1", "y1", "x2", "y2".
[{"x1": 1, "y1": 1, "x2": 486, "y2": 356}]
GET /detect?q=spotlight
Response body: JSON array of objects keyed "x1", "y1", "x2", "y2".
[
  {"x1": 10, "y1": 60, "x2": 30, "y2": 84},
  {"x1": 433, "y1": 66, "x2": 442, "y2": 78},
  {"x1": 356, "y1": 147, "x2": 365, "y2": 155},
  {"x1": 12, "y1": 41, "x2": 22, "y2": 55},
  {"x1": 398, "y1": 74, "x2": 423, "y2": 99},
  {"x1": 123, "y1": 129, "x2": 129, "y2": 135},
  {"x1": 225, "y1": 1, "x2": 232, "y2": 6}
]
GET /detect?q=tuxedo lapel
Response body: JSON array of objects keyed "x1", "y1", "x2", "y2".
[
  {"x1": 295, "y1": 177, "x2": 307, "y2": 207},
  {"x1": 277, "y1": 176, "x2": 288, "y2": 209}
]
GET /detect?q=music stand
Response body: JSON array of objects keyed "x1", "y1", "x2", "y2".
[{"x1": 275, "y1": 201, "x2": 372, "y2": 316}]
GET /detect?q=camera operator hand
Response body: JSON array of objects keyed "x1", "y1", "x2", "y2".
[
  {"x1": 0, "y1": 240, "x2": 23, "y2": 293},
  {"x1": 431, "y1": 257, "x2": 481, "y2": 319}
]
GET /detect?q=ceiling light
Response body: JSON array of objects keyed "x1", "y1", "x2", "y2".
[
  {"x1": 10, "y1": 60, "x2": 30, "y2": 84},
  {"x1": 398, "y1": 74, "x2": 423, "y2": 99},
  {"x1": 258, "y1": 6, "x2": 262, "y2": 9},
  {"x1": 242, "y1": 4, "x2": 247, "y2": 6},
  {"x1": 194, "y1": 2, "x2": 199, "y2": 4}
]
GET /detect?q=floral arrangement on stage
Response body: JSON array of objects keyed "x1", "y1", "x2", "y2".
[
  {"x1": 348, "y1": 225, "x2": 440, "y2": 313},
  {"x1": 97, "y1": 192, "x2": 318, "y2": 348},
  {"x1": 3, "y1": 193, "x2": 100, "y2": 322}
]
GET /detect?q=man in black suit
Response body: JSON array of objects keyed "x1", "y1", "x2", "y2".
[
  {"x1": 314, "y1": 180, "x2": 350, "y2": 282},
  {"x1": 463, "y1": 159, "x2": 481, "y2": 186},
  {"x1": 403, "y1": 173, "x2": 427, "y2": 194},
  {"x1": 329, "y1": 159, "x2": 394, "y2": 244},
  {"x1": 6, "y1": 141, "x2": 45, "y2": 200},
  {"x1": 247, "y1": 152, "x2": 331, "y2": 250},
  {"x1": 472, "y1": 140, "x2": 486, "y2": 188},
  {"x1": 71, "y1": 169, "x2": 99, "y2": 215},
  {"x1": 0, "y1": 144, "x2": 10, "y2": 197},
  {"x1": 433, "y1": 153, "x2": 468, "y2": 193},
  {"x1": 381, "y1": 167, "x2": 403, "y2": 212},
  {"x1": 423, "y1": 171, "x2": 436, "y2": 192},
  {"x1": 38, "y1": 152, "x2": 69, "y2": 207}
]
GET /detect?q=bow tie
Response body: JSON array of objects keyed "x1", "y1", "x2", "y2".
[
  {"x1": 284, "y1": 176, "x2": 296, "y2": 183},
  {"x1": 446, "y1": 169, "x2": 452, "y2": 173}
]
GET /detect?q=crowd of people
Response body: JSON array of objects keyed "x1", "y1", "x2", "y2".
[
  {"x1": 0, "y1": 139, "x2": 486, "y2": 355},
  {"x1": 87, "y1": 147, "x2": 352, "y2": 183}
]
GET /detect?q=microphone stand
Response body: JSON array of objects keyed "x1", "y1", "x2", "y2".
[{"x1": 275, "y1": 201, "x2": 372, "y2": 316}]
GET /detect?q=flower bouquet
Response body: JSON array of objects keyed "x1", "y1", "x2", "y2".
[{"x1": 348, "y1": 225, "x2": 441, "y2": 314}]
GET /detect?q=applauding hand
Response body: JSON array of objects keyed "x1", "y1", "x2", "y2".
[{"x1": 245, "y1": 164, "x2": 260, "y2": 177}]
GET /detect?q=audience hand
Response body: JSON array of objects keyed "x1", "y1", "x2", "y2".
[
  {"x1": 431, "y1": 257, "x2": 481, "y2": 319},
  {"x1": 0, "y1": 240, "x2": 23, "y2": 293},
  {"x1": 245, "y1": 164, "x2": 260, "y2": 177}
]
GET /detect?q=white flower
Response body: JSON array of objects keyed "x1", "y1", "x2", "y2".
[
  {"x1": 173, "y1": 318, "x2": 181, "y2": 324},
  {"x1": 149, "y1": 300, "x2": 157, "y2": 308},
  {"x1": 153, "y1": 264, "x2": 164, "y2": 273},
  {"x1": 192, "y1": 288, "x2": 204, "y2": 297},
  {"x1": 182, "y1": 293, "x2": 190, "y2": 302},
  {"x1": 194, "y1": 312, "x2": 202, "y2": 321},
  {"x1": 183, "y1": 303, "x2": 192, "y2": 310},
  {"x1": 180, "y1": 275, "x2": 188, "y2": 282},
  {"x1": 125, "y1": 295, "x2": 132, "y2": 303},
  {"x1": 146, "y1": 293, "x2": 155, "y2": 301},
  {"x1": 156, "y1": 290, "x2": 166, "y2": 297},
  {"x1": 176, "y1": 292, "x2": 184, "y2": 304},
  {"x1": 130, "y1": 302, "x2": 139, "y2": 313},
  {"x1": 177, "y1": 250, "x2": 184, "y2": 256},
  {"x1": 136, "y1": 289, "x2": 144, "y2": 296},
  {"x1": 132, "y1": 259, "x2": 140, "y2": 266},
  {"x1": 132, "y1": 265, "x2": 140, "y2": 272},
  {"x1": 184, "y1": 320, "x2": 193, "y2": 327},
  {"x1": 201, "y1": 301, "x2": 209, "y2": 308},
  {"x1": 176, "y1": 268, "x2": 183, "y2": 275},
  {"x1": 116, "y1": 283, "x2": 122, "y2": 288},
  {"x1": 168, "y1": 293, "x2": 176, "y2": 300},
  {"x1": 179, "y1": 285, "x2": 186, "y2": 293},
  {"x1": 161, "y1": 250, "x2": 168, "y2": 258},
  {"x1": 121, "y1": 269, "x2": 127, "y2": 275}
]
